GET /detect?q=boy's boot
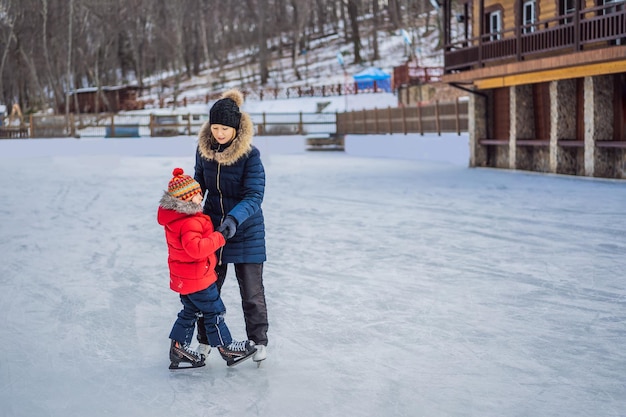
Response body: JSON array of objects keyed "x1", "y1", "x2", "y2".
[
  {"x1": 218, "y1": 340, "x2": 257, "y2": 367},
  {"x1": 169, "y1": 340, "x2": 205, "y2": 370}
]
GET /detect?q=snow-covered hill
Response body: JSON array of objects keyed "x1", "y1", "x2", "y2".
[{"x1": 142, "y1": 16, "x2": 444, "y2": 107}]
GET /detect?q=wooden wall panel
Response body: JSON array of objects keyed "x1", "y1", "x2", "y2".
[
  {"x1": 576, "y1": 78, "x2": 584, "y2": 141},
  {"x1": 470, "y1": 0, "x2": 587, "y2": 39},
  {"x1": 493, "y1": 87, "x2": 511, "y2": 139},
  {"x1": 538, "y1": 0, "x2": 557, "y2": 21},
  {"x1": 533, "y1": 82, "x2": 551, "y2": 140}
]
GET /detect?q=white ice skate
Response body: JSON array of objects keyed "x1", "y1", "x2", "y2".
[
  {"x1": 197, "y1": 343, "x2": 211, "y2": 360},
  {"x1": 253, "y1": 344, "x2": 267, "y2": 367}
]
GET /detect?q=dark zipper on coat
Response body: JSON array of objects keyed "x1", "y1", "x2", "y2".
[{"x1": 216, "y1": 159, "x2": 225, "y2": 265}]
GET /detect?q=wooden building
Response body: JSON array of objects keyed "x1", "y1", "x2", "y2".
[
  {"x1": 442, "y1": 0, "x2": 626, "y2": 179},
  {"x1": 62, "y1": 85, "x2": 144, "y2": 114}
]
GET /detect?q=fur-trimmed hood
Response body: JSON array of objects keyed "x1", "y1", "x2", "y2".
[
  {"x1": 157, "y1": 192, "x2": 203, "y2": 226},
  {"x1": 197, "y1": 89, "x2": 254, "y2": 166}
]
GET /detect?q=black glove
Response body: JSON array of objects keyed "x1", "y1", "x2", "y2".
[{"x1": 216, "y1": 215, "x2": 237, "y2": 240}]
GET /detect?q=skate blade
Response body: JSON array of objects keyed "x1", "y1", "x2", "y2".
[
  {"x1": 169, "y1": 361, "x2": 206, "y2": 370},
  {"x1": 226, "y1": 350, "x2": 257, "y2": 367}
]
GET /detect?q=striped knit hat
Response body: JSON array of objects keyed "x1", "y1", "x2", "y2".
[{"x1": 168, "y1": 168, "x2": 202, "y2": 201}]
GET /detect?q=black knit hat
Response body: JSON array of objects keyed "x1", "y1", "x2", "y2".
[{"x1": 210, "y1": 97, "x2": 241, "y2": 129}]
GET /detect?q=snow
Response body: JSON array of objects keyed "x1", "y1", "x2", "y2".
[
  {"x1": 1, "y1": 125, "x2": 625, "y2": 417},
  {"x1": 126, "y1": 92, "x2": 400, "y2": 117}
]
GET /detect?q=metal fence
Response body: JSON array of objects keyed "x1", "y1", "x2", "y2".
[{"x1": 4, "y1": 99, "x2": 468, "y2": 139}]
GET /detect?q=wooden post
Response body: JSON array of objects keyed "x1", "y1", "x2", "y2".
[
  {"x1": 150, "y1": 114, "x2": 155, "y2": 137},
  {"x1": 374, "y1": 107, "x2": 379, "y2": 134},
  {"x1": 387, "y1": 106, "x2": 392, "y2": 134},
  {"x1": 70, "y1": 113, "x2": 76, "y2": 137},
  {"x1": 262, "y1": 112, "x2": 267, "y2": 135},
  {"x1": 435, "y1": 100, "x2": 441, "y2": 136},
  {"x1": 299, "y1": 112, "x2": 303, "y2": 134},
  {"x1": 110, "y1": 114, "x2": 115, "y2": 138},
  {"x1": 350, "y1": 109, "x2": 355, "y2": 133},
  {"x1": 64, "y1": 113, "x2": 70, "y2": 138},
  {"x1": 455, "y1": 97, "x2": 460, "y2": 135},
  {"x1": 362, "y1": 109, "x2": 367, "y2": 134},
  {"x1": 418, "y1": 104, "x2": 423, "y2": 136},
  {"x1": 402, "y1": 105, "x2": 407, "y2": 135},
  {"x1": 574, "y1": 0, "x2": 581, "y2": 51},
  {"x1": 30, "y1": 114, "x2": 34, "y2": 138}
]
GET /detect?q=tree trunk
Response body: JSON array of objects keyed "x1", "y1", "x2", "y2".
[
  {"x1": 258, "y1": 0, "x2": 269, "y2": 85},
  {"x1": 41, "y1": 0, "x2": 62, "y2": 113},
  {"x1": 372, "y1": 0, "x2": 380, "y2": 61},
  {"x1": 347, "y1": 0, "x2": 362, "y2": 64},
  {"x1": 65, "y1": 0, "x2": 74, "y2": 116},
  {"x1": 0, "y1": 14, "x2": 16, "y2": 107},
  {"x1": 340, "y1": 0, "x2": 349, "y2": 42},
  {"x1": 388, "y1": 0, "x2": 402, "y2": 29}
]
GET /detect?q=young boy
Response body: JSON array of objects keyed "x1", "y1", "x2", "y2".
[{"x1": 157, "y1": 167, "x2": 256, "y2": 369}]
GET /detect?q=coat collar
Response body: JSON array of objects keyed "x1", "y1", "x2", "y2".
[
  {"x1": 197, "y1": 111, "x2": 254, "y2": 166},
  {"x1": 159, "y1": 193, "x2": 203, "y2": 215}
]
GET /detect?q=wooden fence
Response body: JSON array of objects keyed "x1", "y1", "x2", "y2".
[
  {"x1": 2, "y1": 99, "x2": 468, "y2": 139},
  {"x1": 0, "y1": 126, "x2": 29, "y2": 138},
  {"x1": 338, "y1": 99, "x2": 468, "y2": 135},
  {"x1": 141, "y1": 82, "x2": 395, "y2": 109}
]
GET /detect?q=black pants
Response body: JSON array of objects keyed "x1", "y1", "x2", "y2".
[{"x1": 197, "y1": 263, "x2": 269, "y2": 346}]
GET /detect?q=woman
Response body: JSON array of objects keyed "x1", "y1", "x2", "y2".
[{"x1": 194, "y1": 89, "x2": 268, "y2": 365}]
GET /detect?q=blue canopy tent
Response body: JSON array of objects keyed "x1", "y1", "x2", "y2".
[{"x1": 352, "y1": 67, "x2": 391, "y2": 92}]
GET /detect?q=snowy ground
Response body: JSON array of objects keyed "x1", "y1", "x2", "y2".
[{"x1": 0, "y1": 134, "x2": 625, "y2": 417}]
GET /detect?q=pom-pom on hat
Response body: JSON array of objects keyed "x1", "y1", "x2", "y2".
[
  {"x1": 209, "y1": 89, "x2": 244, "y2": 130},
  {"x1": 168, "y1": 168, "x2": 202, "y2": 201}
]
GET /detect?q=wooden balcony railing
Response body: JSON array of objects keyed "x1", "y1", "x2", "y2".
[{"x1": 444, "y1": 3, "x2": 625, "y2": 72}]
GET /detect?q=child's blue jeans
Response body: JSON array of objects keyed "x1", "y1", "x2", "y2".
[{"x1": 169, "y1": 282, "x2": 232, "y2": 347}]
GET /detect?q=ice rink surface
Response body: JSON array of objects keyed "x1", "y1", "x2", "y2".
[{"x1": 0, "y1": 135, "x2": 625, "y2": 417}]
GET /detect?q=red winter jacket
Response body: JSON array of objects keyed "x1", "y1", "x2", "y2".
[{"x1": 157, "y1": 193, "x2": 226, "y2": 295}]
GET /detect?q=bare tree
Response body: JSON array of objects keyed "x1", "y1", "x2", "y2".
[
  {"x1": 288, "y1": 0, "x2": 310, "y2": 81},
  {"x1": 0, "y1": 0, "x2": 444, "y2": 112},
  {"x1": 0, "y1": 0, "x2": 17, "y2": 106},
  {"x1": 347, "y1": 0, "x2": 362, "y2": 64},
  {"x1": 388, "y1": 0, "x2": 402, "y2": 29},
  {"x1": 40, "y1": 0, "x2": 62, "y2": 110},
  {"x1": 246, "y1": 0, "x2": 270, "y2": 85},
  {"x1": 371, "y1": 0, "x2": 381, "y2": 61},
  {"x1": 65, "y1": 0, "x2": 73, "y2": 115},
  {"x1": 340, "y1": 0, "x2": 350, "y2": 42}
]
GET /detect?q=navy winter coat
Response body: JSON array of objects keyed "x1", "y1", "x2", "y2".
[{"x1": 194, "y1": 97, "x2": 266, "y2": 264}]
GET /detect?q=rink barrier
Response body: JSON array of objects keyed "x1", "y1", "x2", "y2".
[{"x1": 18, "y1": 99, "x2": 468, "y2": 138}]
